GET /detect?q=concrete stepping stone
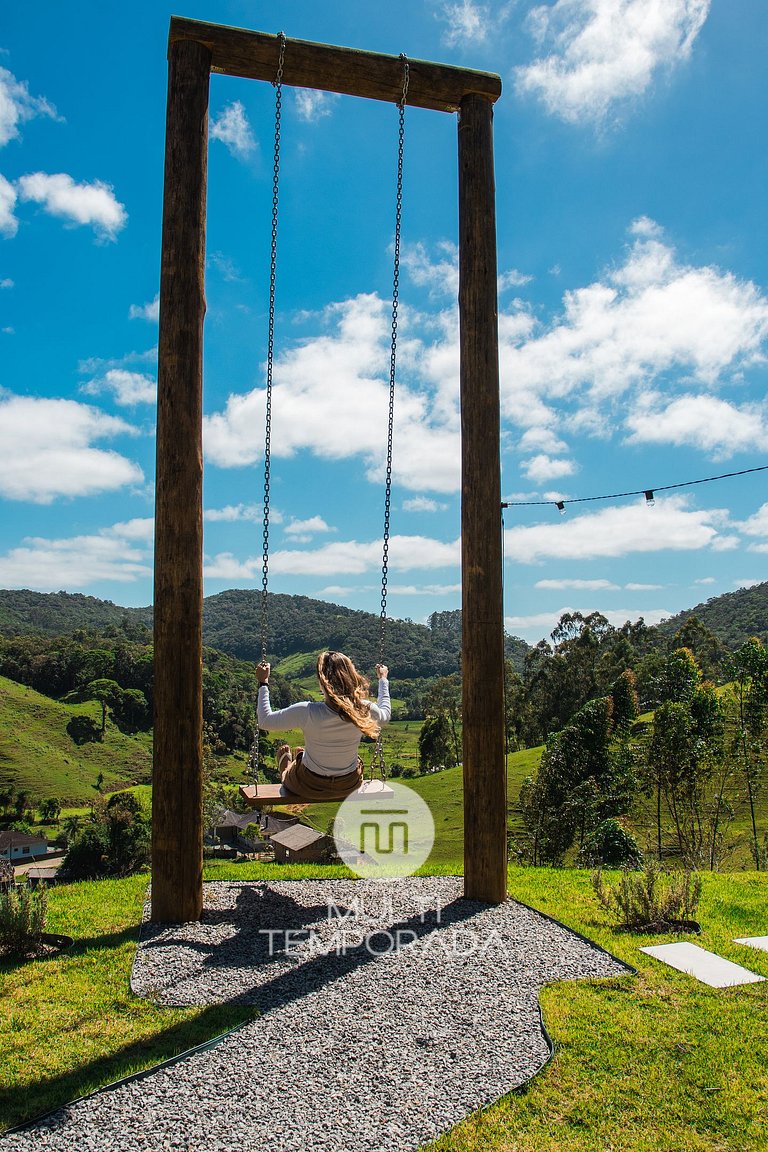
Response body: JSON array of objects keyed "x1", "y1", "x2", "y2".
[
  {"x1": 640, "y1": 941, "x2": 765, "y2": 987},
  {"x1": 734, "y1": 935, "x2": 768, "y2": 953}
]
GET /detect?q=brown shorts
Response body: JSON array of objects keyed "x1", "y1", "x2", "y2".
[{"x1": 281, "y1": 751, "x2": 364, "y2": 802}]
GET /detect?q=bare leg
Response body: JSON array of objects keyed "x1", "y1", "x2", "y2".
[{"x1": 276, "y1": 743, "x2": 293, "y2": 781}]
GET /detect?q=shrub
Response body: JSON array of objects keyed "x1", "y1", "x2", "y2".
[
  {"x1": 579, "y1": 818, "x2": 642, "y2": 868},
  {"x1": 63, "y1": 824, "x2": 110, "y2": 879},
  {"x1": 0, "y1": 880, "x2": 48, "y2": 956},
  {"x1": 63, "y1": 791, "x2": 150, "y2": 879},
  {"x1": 592, "y1": 858, "x2": 702, "y2": 931}
]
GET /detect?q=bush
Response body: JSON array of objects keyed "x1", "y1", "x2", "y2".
[
  {"x1": 0, "y1": 880, "x2": 48, "y2": 956},
  {"x1": 579, "y1": 818, "x2": 642, "y2": 868},
  {"x1": 592, "y1": 858, "x2": 702, "y2": 931},
  {"x1": 63, "y1": 824, "x2": 110, "y2": 879},
  {"x1": 63, "y1": 791, "x2": 150, "y2": 879}
]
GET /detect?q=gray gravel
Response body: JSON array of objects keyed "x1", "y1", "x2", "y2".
[{"x1": 2, "y1": 876, "x2": 632, "y2": 1152}]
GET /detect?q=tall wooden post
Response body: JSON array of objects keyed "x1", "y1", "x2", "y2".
[
  {"x1": 152, "y1": 38, "x2": 211, "y2": 923},
  {"x1": 458, "y1": 93, "x2": 507, "y2": 903}
]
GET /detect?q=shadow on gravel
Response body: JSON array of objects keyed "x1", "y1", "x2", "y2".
[{"x1": 136, "y1": 884, "x2": 490, "y2": 1011}]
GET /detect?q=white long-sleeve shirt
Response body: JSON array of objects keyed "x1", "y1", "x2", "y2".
[{"x1": 257, "y1": 678, "x2": 391, "y2": 777}]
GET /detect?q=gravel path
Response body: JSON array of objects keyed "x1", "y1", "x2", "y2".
[{"x1": 2, "y1": 877, "x2": 632, "y2": 1152}]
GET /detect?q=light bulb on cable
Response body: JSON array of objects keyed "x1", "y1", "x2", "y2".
[{"x1": 644, "y1": 490, "x2": 655, "y2": 507}]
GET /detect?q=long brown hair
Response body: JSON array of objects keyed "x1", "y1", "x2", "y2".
[{"x1": 317, "y1": 651, "x2": 380, "y2": 739}]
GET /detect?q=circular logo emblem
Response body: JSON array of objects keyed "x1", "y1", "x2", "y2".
[{"x1": 333, "y1": 780, "x2": 435, "y2": 878}]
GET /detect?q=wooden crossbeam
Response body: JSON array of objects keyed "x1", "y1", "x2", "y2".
[
  {"x1": 240, "y1": 780, "x2": 396, "y2": 806},
  {"x1": 169, "y1": 17, "x2": 501, "y2": 113}
]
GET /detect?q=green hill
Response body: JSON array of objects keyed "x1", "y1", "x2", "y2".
[
  {"x1": 0, "y1": 588, "x2": 530, "y2": 676},
  {"x1": 0, "y1": 676, "x2": 152, "y2": 805},
  {"x1": 0, "y1": 590, "x2": 152, "y2": 637},
  {"x1": 655, "y1": 580, "x2": 768, "y2": 649}
]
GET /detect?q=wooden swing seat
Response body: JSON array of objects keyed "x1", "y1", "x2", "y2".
[{"x1": 240, "y1": 779, "x2": 395, "y2": 806}]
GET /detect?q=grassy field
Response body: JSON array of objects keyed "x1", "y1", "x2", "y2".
[
  {"x1": 1, "y1": 864, "x2": 767, "y2": 1149},
  {"x1": 0, "y1": 676, "x2": 151, "y2": 805}
]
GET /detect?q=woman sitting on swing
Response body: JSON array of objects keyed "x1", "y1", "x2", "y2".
[{"x1": 254, "y1": 650, "x2": 391, "y2": 801}]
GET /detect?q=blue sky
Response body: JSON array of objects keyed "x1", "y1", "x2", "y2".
[{"x1": 1, "y1": 0, "x2": 766, "y2": 646}]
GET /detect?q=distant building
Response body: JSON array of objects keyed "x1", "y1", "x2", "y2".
[
  {"x1": 0, "y1": 831, "x2": 49, "y2": 862},
  {"x1": 208, "y1": 809, "x2": 269, "y2": 854},
  {"x1": 269, "y1": 824, "x2": 332, "y2": 864},
  {"x1": 259, "y1": 812, "x2": 300, "y2": 840}
]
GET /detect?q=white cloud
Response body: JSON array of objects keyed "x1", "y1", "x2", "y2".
[
  {"x1": 129, "y1": 293, "x2": 159, "y2": 322},
  {"x1": 294, "y1": 89, "x2": 337, "y2": 122},
  {"x1": 403, "y1": 497, "x2": 448, "y2": 513},
  {"x1": 205, "y1": 533, "x2": 460, "y2": 581},
  {"x1": 516, "y1": 0, "x2": 711, "y2": 124},
  {"x1": 16, "y1": 172, "x2": 127, "y2": 239},
  {"x1": 504, "y1": 495, "x2": 726, "y2": 564},
  {"x1": 204, "y1": 503, "x2": 263, "y2": 523},
  {"x1": 440, "y1": 1, "x2": 491, "y2": 46},
  {"x1": 272, "y1": 534, "x2": 460, "y2": 577},
  {"x1": 732, "y1": 502, "x2": 768, "y2": 539},
  {"x1": 388, "y1": 583, "x2": 462, "y2": 596},
  {"x1": 625, "y1": 582, "x2": 663, "y2": 591},
  {"x1": 733, "y1": 579, "x2": 762, "y2": 590},
  {"x1": 518, "y1": 428, "x2": 568, "y2": 454},
  {"x1": 0, "y1": 523, "x2": 151, "y2": 590},
  {"x1": 204, "y1": 292, "x2": 462, "y2": 494},
  {"x1": 208, "y1": 252, "x2": 243, "y2": 282},
  {"x1": 499, "y1": 268, "x2": 533, "y2": 291},
  {"x1": 82, "y1": 368, "x2": 156, "y2": 406},
  {"x1": 106, "y1": 517, "x2": 154, "y2": 542},
  {"x1": 0, "y1": 277, "x2": 13, "y2": 288},
  {"x1": 500, "y1": 221, "x2": 768, "y2": 434},
  {"x1": 0, "y1": 173, "x2": 18, "y2": 236},
  {"x1": 535, "y1": 578, "x2": 619, "y2": 590},
  {"x1": 694, "y1": 577, "x2": 716, "y2": 585},
  {"x1": 521, "y1": 454, "x2": 577, "y2": 483},
  {"x1": 626, "y1": 393, "x2": 768, "y2": 456},
  {"x1": 78, "y1": 347, "x2": 157, "y2": 375},
  {"x1": 210, "y1": 101, "x2": 256, "y2": 159},
  {"x1": 285, "y1": 516, "x2": 334, "y2": 537},
  {"x1": 0, "y1": 66, "x2": 59, "y2": 148},
  {"x1": 403, "y1": 241, "x2": 459, "y2": 299},
  {"x1": 203, "y1": 552, "x2": 256, "y2": 580},
  {"x1": 0, "y1": 394, "x2": 142, "y2": 503}
]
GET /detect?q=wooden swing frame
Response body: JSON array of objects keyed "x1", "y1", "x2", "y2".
[{"x1": 152, "y1": 17, "x2": 506, "y2": 923}]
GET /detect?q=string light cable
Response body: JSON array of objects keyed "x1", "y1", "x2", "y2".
[{"x1": 501, "y1": 464, "x2": 768, "y2": 515}]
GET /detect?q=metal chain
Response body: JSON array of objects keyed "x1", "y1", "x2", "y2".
[
  {"x1": 372, "y1": 54, "x2": 408, "y2": 781},
  {"x1": 251, "y1": 31, "x2": 286, "y2": 783}
]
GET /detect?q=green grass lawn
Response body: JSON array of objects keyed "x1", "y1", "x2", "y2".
[
  {"x1": 2, "y1": 865, "x2": 767, "y2": 1149},
  {"x1": 0, "y1": 676, "x2": 151, "y2": 805}
]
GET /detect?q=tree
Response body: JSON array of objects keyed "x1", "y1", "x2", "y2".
[
  {"x1": 518, "y1": 696, "x2": 635, "y2": 865},
  {"x1": 14, "y1": 790, "x2": 30, "y2": 821},
  {"x1": 672, "y1": 615, "x2": 724, "y2": 682},
  {"x1": 38, "y1": 797, "x2": 62, "y2": 824},
  {"x1": 727, "y1": 637, "x2": 768, "y2": 868},
  {"x1": 418, "y1": 714, "x2": 455, "y2": 770},
  {"x1": 647, "y1": 682, "x2": 730, "y2": 869},
  {"x1": 84, "y1": 678, "x2": 121, "y2": 735},
  {"x1": 63, "y1": 791, "x2": 150, "y2": 878},
  {"x1": 110, "y1": 687, "x2": 151, "y2": 732},
  {"x1": 422, "y1": 675, "x2": 462, "y2": 765}
]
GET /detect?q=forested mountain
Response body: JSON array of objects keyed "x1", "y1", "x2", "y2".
[
  {"x1": 0, "y1": 589, "x2": 530, "y2": 676},
  {"x1": 203, "y1": 592, "x2": 529, "y2": 676},
  {"x1": 0, "y1": 590, "x2": 152, "y2": 636},
  {"x1": 654, "y1": 581, "x2": 768, "y2": 649}
]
